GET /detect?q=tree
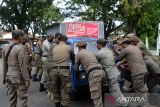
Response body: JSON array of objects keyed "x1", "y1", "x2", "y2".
[
  {"x1": 137, "y1": 0, "x2": 160, "y2": 36},
  {"x1": 0, "y1": 0, "x2": 63, "y2": 34},
  {"x1": 121, "y1": 0, "x2": 160, "y2": 34},
  {"x1": 63, "y1": 0, "x2": 124, "y2": 38},
  {"x1": 65, "y1": 0, "x2": 160, "y2": 44},
  {"x1": 121, "y1": 0, "x2": 160, "y2": 48}
]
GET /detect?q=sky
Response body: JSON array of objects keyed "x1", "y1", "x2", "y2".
[{"x1": 53, "y1": 0, "x2": 77, "y2": 22}]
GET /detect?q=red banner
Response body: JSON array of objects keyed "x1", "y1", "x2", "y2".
[{"x1": 66, "y1": 22, "x2": 99, "y2": 38}]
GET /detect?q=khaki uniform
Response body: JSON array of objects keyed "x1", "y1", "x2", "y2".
[
  {"x1": 34, "y1": 40, "x2": 43, "y2": 78},
  {"x1": 24, "y1": 42, "x2": 32, "y2": 77},
  {"x1": 137, "y1": 41, "x2": 160, "y2": 66},
  {"x1": 50, "y1": 42, "x2": 74, "y2": 106},
  {"x1": 2, "y1": 43, "x2": 30, "y2": 107},
  {"x1": 95, "y1": 47, "x2": 127, "y2": 105},
  {"x1": 119, "y1": 45, "x2": 150, "y2": 107},
  {"x1": 75, "y1": 49, "x2": 105, "y2": 107},
  {"x1": 41, "y1": 39, "x2": 52, "y2": 84},
  {"x1": 144, "y1": 55, "x2": 160, "y2": 91},
  {"x1": 46, "y1": 42, "x2": 57, "y2": 99}
]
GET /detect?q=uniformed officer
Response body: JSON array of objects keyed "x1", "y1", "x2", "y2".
[
  {"x1": 118, "y1": 38, "x2": 152, "y2": 107},
  {"x1": 129, "y1": 35, "x2": 160, "y2": 91},
  {"x1": 50, "y1": 35, "x2": 74, "y2": 107},
  {"x1": 46, "y1": 33, "x2": 62, "y2": 100},
  {"x1": 75, "y1": 41, "x2": 106, "y2": 107},
  {"x1": 143, "y1": 54, "x2": 160, "y2": 92},
  {"x1": 2, "y1": 30, "x2": 30, "y2": 107},
  {"x1": 40, "y1": 34, "x2": 54, "y2": 92},
  {"x1": 22, "y1": 36, "x2": 33, "y2": 78},
  {"x1": 96, "y1": 38, "x2": 128, "y2": 106},
  {"x1": 129, "y1": 35, "x2": 160, "y2": 67},
  {"x1": 33, "y1": 36, "x2": 45, "y2": 81}
]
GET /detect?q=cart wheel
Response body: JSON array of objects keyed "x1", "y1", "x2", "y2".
[{"x1": 71, "y1": 91, "x2": 78, "y2": 100}]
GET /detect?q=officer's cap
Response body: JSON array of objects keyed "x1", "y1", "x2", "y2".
[
  {"x1": 127, "y1": 33, "x2": 135, "y2": 38},
  {"x1": 116, "y1": 40, "x2": 122, "y2": 45},
  {"x1": 121, "y1": 38, "x2": 130, "y2": 44},
  {"x1": 76, "y1": 41, "x2": 87, "y2": 47},
  {"x1": 129, "y1": 36, "x2": 139, "y2": 42},
  {"x1": 12, "y1": 30, "x2": 24, "y2": 39}
]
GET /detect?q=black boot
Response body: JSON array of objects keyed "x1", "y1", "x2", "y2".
[
  {"x1": 39, "y1": 83, "x2": 45, "y2": 92},
  {"x1": 32, "y1": 75, "x2": 37, "y2": 81},
  {"x1": 37, "y1": 75, "x2": 42, "y2": 81},
  {"x1": 55, "y1": 102, "x2": 61, "y2": 107}
]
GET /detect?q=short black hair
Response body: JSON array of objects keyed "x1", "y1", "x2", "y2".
[
  {"x1": 80, "y1": 45, "x2": 86, "y2": 49},
  {"x1": 58, "y1": 35, "x2": 68, "y2": 41},
  {"x1": 97, "y1": 38, "x2": 106, "y2": 47},
  {"x1": 123, "y1": 40, "x2": 131, "y2": 45},
  {"x1": 12, "y1": 30, "x2": 24, "y2": 39},
  {"x1": 23, "y1": 35, "x2": 30, "y2": 42},
  {"x1": 55, "y1": 33, "x2": 62, "y2": 38}
]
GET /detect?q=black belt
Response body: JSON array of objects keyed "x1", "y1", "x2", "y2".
[
  {"x1": 35, "y1": 53, "x2": 41, "y2": 56},
  {"x1": 43, "y1": 55, "x2": 47, "y2": 57},
  {"x1": 52, "y1": 66, "x2": 70, "y2": 69},
  {"x1": 88, "y1": 67, "x2": 102, "y2": 75}
]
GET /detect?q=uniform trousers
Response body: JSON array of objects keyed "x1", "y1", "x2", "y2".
[
  {"x1": 88, "y1": 70, "x2": 105, "y2": 107},
  {"x1": 48, "y1": 67, "x2": 71, "y2": 107},
  {"x1": 6, "y1": 76, "x2": 28, "y2": 107}
]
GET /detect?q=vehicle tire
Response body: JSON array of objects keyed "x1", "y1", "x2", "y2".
[
  {"x1": 71, "y1": 91, "x2": 78, "y2": 100},
  {"x1": 0, "y1": 52, "x2": 2, "y2": 58}
]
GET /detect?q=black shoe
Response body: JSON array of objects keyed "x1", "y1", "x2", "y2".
[
  {"x1": 39, "y1": 83, "x2": 45, "y2": 92},
  {"x1": 61, "y1": 105, "x2": 68, "y2": 107},
  {"x1": 37, "y1": 75, "x2": 42, "y2": 81},
  {"x1": 32, "y1": 75, "x2": 37, "y2": 81},
  {"x1": 55, "y1": 103, "x2": 61, "y2": 107}
]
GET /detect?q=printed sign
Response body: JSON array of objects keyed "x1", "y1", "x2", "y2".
[{"x1": 66, "y1": 22, "x2": 99, "y2": 38}]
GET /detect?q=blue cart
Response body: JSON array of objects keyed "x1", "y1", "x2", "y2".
[{"x1": 68, "y1": 37, "x2": 112, "y2": 99}]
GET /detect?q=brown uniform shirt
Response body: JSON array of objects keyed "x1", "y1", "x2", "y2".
[
  {"x1": 52, "y1": 42, "x2": 74, "y2": 66},
  {"x1": 137, "y1": 41, "x2": 152, "y2": 56},
  {"x1": 35, "y1": 40, "x2": 42, "y2": 55},
  {"x1": 75, "y1": 49, "x2": 101, "y2": 73},
  {"x1": 2, "y1": 42, "x2": 30, "y2": 81},
  {"x1": 24, "y1": 42, "x2": 32, "y2": 55},
  {"x1": 119, "y1": 45, "x2": 147, "y2": 76}
]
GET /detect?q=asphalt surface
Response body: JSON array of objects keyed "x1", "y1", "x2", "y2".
[
  {"x1": 1, "y1": 58, "x2": 160, "y2": 107},
  {"x1": 0, "y1": 59, "x2": 93, "y2": 107}
]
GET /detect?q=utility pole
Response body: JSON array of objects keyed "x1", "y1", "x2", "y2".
[{"x1": 157, "y1": 23, "x2": 160, "y2": 54}]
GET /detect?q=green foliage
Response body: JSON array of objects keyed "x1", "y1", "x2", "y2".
[
  {"x1": 64, "y1": 0, "x2": 124, "y2": 38},
  {"x1": 0, "y1": 0, "x2": 63, "y2": 34},
  {"x1": 137, "y1": 0, "x2": 160, "y2": 37},
  {"x1": 121, "y1": 0, "x2": 160, "y2": 48},
  {"x1": 121, "y1": 0, "x2": 160, "y2": 36}
]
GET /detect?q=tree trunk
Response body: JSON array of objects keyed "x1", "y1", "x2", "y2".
[
  {"x1": 127, "y1": 19, "x2": 137, "y2": 34},
  {"x1": 127, "y1": 0, "x2": 140, "y2": 34}
]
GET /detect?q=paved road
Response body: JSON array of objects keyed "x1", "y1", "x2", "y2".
[
  {"x1": 1, "y1": 58, "x2": 160, "y2": 107},
  {"x1": 0, "y1": 59, "x2": 93, "y2": 107}
]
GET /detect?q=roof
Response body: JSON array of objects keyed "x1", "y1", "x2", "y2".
[{"x1": 45, "y1": 23, "x2": 60, "y2": 30}]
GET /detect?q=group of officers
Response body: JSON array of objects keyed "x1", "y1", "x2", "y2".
[{"x1": 2, "y1": 29, "x2": 160, "y2": 107}]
